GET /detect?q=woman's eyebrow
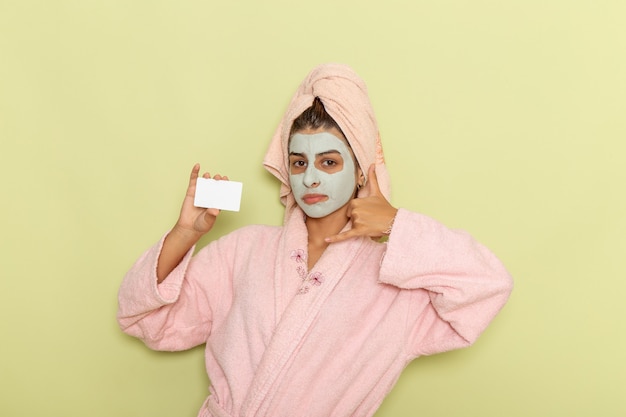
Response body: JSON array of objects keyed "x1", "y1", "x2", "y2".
[
  {"x1": 289, "y1": 150, "x2": 341, "y2": 157},
  {"x1": 316, "y1": 150, "x2": 341, "y2": 157}
]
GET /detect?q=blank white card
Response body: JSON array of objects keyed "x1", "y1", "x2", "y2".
[{"x1": 193, "y1": 178, "x2": 243, "y2": 212}]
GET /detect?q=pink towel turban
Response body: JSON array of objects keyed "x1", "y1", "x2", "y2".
[{"x1": 263, "y1": 63, "x2": 391, "y2": 218}]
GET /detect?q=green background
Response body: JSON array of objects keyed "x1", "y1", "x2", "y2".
[{"x1": 1, "y1": 1, "x2": 624, "y2": 416}]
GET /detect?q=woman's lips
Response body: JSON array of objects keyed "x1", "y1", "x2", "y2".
[{"x1": 301, "y1": 194, "x2": 328, "y2": 205}]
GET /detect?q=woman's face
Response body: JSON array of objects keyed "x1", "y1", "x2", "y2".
[{"x1": 288, "y1": 126, "x2": 360, "y2": 218}]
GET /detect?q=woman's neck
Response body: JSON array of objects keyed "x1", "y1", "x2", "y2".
[{"x1": 304, "y1": 209, "x2": 350, "y2": 269}]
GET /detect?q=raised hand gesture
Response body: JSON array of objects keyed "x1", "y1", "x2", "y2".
[
  {"x1": 175, "y1": 163, "x2": 228, "y2": 237},
  {"x1": 157, "y1": 164, "x2": 228, "y2": 282},
  {"x1": 325, "y1": 164, "x2": 398, "y2": 243}
]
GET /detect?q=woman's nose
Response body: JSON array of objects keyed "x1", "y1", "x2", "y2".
[{"x1": 303, "y1": 166, "x2": 320, "y2": 188}]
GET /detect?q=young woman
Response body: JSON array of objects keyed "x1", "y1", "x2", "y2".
[{"x1": 117, "y1": 63, "x2": 513, "y2": 417}]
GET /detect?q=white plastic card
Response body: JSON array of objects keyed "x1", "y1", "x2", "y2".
[{"x1": 193, "y1": 178, "x2": 243, "y2": 211}]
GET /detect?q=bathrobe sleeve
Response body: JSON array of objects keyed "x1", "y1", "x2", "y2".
[
  {"x1": 378, "y1": 208, "x2": 513, "y2": 357},
  {"x1": 117, "y1": 231, "x2": 235, "y2": 351}
]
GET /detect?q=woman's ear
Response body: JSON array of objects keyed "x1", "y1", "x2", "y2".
[{"x1": 357, "y1": 168, "x2": 365, "y2": 189}]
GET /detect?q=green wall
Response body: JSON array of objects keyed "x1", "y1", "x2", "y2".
[{"x1": 1, "y1": 1, "x2": 624, "y2": 416}]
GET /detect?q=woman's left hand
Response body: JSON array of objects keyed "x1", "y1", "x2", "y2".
[{"x1": 325, "y1": 164, "x2": 398, "y2": 243}]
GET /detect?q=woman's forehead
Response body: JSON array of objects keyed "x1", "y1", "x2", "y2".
[{"x1": 289, "y1": 132, "x2": 352, "y2": 155}]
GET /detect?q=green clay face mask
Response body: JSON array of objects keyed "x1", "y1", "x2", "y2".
[{"x1": 289, "y1": 132, "x2": 356, "y2": 218}]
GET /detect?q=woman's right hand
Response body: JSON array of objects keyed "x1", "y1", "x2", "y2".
[
  {"x1": 157, "y1": 164, "x2": 229, "y2": 283},
  {"x1": 173, "y1": 163, "x2": 228, "y2": 238}
]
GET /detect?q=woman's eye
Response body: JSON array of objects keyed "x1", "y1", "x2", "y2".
[
  {"x1": 292, "y1": 160, "x2": 306, "y2": 168},
  {"x1": 322, "y1": 159, "x2": 337, "y2": 167}
]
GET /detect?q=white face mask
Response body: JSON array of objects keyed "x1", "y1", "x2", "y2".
[{"x1": 288, "y1": 132, "x2": 357, "y2": 218}]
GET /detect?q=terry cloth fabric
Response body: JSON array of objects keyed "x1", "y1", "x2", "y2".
[
  {"x1": 118, "y1": 211, "x2": 514, "y2": 417},
  {"x1": 263, "y1": 63, "x2": 391, "y2": 221},
  {"x1": 118, "y1": 209, "x2": 514, "y2": 417}
]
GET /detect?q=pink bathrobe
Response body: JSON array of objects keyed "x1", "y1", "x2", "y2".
[{"x1": 117, "y1": 64, "x2": 513, "y2": 417}]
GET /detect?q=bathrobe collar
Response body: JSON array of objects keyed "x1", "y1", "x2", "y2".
[{"x1": 240, "y1": 206, "x2": 369, "y2": 415}]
